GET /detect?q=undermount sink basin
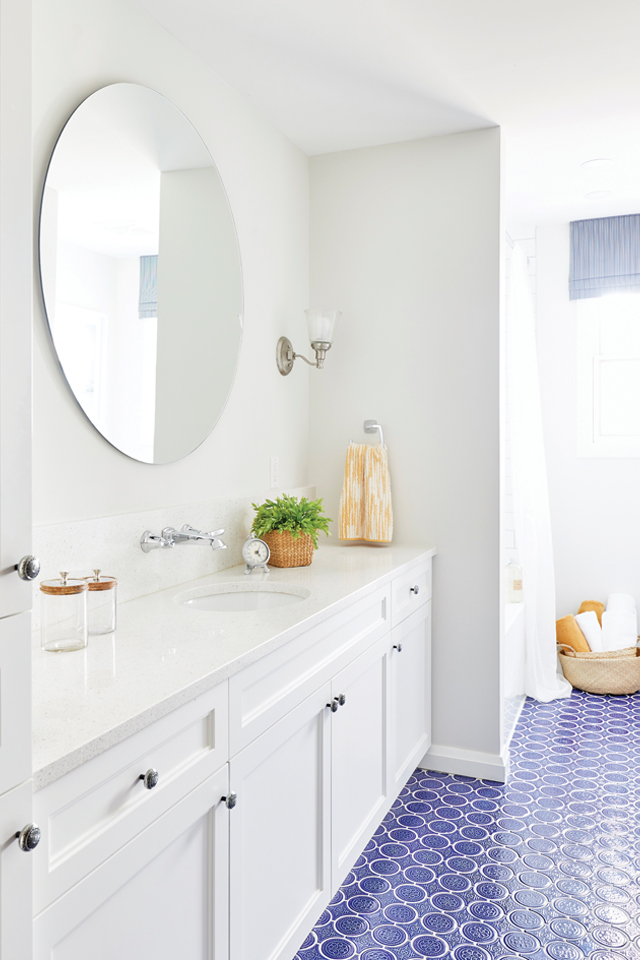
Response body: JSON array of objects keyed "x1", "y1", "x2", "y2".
[{"x1": 175, "y1": 582, "x2": 311, "y2": 612}]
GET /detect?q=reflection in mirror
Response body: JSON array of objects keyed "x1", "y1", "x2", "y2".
[{"x1": 40, "y1": 83, "x2": 243, "y2": 463}]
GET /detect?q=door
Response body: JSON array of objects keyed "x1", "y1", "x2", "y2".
[
  {"x1": 331, "y1": 636, "x2": 389, "y2": 889},
  {"x1": 33, "y1": 765, "x2": 229, "y2": 960},
  {"x1": 389, "y1": 603, "x2": 431, "y2": 792},
  {"x1": 0, "y1": 782, "x2": 34, "y2": 959},
  {"x1": 0, "y1": 0, "x2": 35, "y2": 956},
  {"x1": 0, "y1": 0, "x2": 32, "y2": 621},
  {"x1": 229, "y1": 683, "x2": 331, "y2": 960}
]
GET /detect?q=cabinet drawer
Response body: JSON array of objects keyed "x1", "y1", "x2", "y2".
[
  {"x1": 229, "y1": 585, "x2": 390, "y2": 755},
  {"x1": 34, "y1": 765, "x2": 229, "y2": 959},
  {"x1": 34, "y1": 681, "x2": 228, "y2": 914},
  {"x1": 391, "y1": 559, "x2": 431, "y2": 627}
]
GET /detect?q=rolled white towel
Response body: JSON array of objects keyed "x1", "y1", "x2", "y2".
[
  {"x1": 575, "y1": 610, "x2": 604, "y2": 652},
  {"x1": 602, "y1": 609, "x2": 637, "y2": 651},
  {"x1": 606, "y1": 593, "x2": 636, "y2": 614}
]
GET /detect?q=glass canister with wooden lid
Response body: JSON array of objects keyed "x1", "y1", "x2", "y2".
[
  {"x1": 40, "y1": 572, "x2": 88, "y2": 652},
  {"x1": 85, "y1": 569, "x2": 117, "y2": 635}
]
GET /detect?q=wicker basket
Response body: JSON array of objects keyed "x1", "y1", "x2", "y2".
[
  {"x1": 262, "y1": 531, "x2": 314, "y2": 568},
  {"x1": 557, "y1": 643, "x2": 640, "y2": 695}
]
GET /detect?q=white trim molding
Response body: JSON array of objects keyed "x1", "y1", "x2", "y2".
[{"x1": 419, "y1": 744, "x2": 509, "y2": 783}]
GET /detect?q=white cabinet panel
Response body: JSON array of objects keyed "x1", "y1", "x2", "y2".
[
  {"x1": 390, "y1": 603, "x2": 431, "y2": 792},
  {"x1": 0, "y1": 611, "x2": 31, "y2": 794},
  {"x1": 34, "y1": 766, "x2": 229, "y2": 960},
  {"x1": 331, "y1": 638, "x2": 389, "y2": 888},
  {"x1": 0, "y1": 0, "x2": 32, "y2": 620},
  {"x1": 229, "y1": 684, "x2": 331, "y2": 960},
  {"x1": 0, "y1": 781, "x2": 33, "y2": 960},
  {"x1": 34, "y1": 682, "x2": 228, "y2": 913}
]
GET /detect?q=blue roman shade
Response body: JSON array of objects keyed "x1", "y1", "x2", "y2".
[
  {"x1": 139, "y1": 255, "x2": 158, "y2": 318},
  {"x1": 569, "y1": 214, "x2": 640, "y2": 300}
]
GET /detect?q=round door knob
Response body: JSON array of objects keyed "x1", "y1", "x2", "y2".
[
  {"x1": 393, "y1": 643, "x2": 403, "y2": 652},
  {"x1": 410, "y1": 585, "x2": 419, "y2": 595},
  {"x1": 139, "y1": 768, "x2": 159, "y2": 790},
  {"x1": 337, "y1": 693, "x2": 347, "y2": 706},
  {"x1": 223, "y1": 792, "x2": 237, "y2": 809},
  {"x1": 16, "y1": 555, "x2": 40, "y2": 581},
  {"x1": 17, "y1": 823, "x2": 41, "y2": 852},
  {"x1": 327, "y1": 699, "x2": 339, "y2": 712}
]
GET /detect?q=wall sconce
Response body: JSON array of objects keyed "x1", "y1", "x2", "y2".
[{"x1": 276, "y1": 309, "x2": 341, "y2": 376}]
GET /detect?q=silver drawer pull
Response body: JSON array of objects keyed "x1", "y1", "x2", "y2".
[
  {"x1": 393, "y1": 643, "x2": 403, "y2": 652},
  {"x1": 139, "y1": 768, "x2": 159, "y2": 790},
  {"x1": 16, "y1": 823, "x2": 41, "y2": 852},
  {"x1": 222, "y1": 792, "x2": 237, "y2": 809},
  {"x1": 410, "y1": 585, "x2": 419, "y2": 595},
  {"x1": 337, "y1": 693, "x2": 346, "y2": 706}
]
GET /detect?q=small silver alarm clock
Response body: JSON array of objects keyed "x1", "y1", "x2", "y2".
[{"x1": 242, "y1": 535, "x2": 270, "y2": 575}]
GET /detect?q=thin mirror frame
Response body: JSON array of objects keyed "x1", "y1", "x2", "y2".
[{"x1": 38, "y1": 82, "x2": 244, "y2": 464}]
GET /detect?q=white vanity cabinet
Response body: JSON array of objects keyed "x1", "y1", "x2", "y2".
[
  {"x1": 33, "y1": 684, "x2": 230, "y2": 959},
  {"x1": 389, "y1": 602, "x2": 431, "y2": 792},
  {"x1": 34, "y1": 765, "x2": 229, "y2": 960},
  {"x1": 31, "y1": 552, "x2": 433, "y2": 960},
  {"x1": 330, "y1": 636, "x2": 389, "y2": 889},
  {"x1": 229, "y1": 683, "x2": 332, "y2": 960}
]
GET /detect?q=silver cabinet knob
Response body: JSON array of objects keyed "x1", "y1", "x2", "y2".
[
  {"x1": 139, "y1": 768, "x2": 159, "y2": 790},
  {"x1": 222, "y1": 792, "x2": 237, "y2": 809},
  {"x1": 410, "y1": 585, "x2": 419, "y2": 595},
  {"x1": 16, "y1": 555, "x2": 40, "y2": 581},
  {"x1": 393, "y1": 643, "x2": 403, "y2": 652},
  {"x1": 327, "y1": 694, "x2": 346, "y2": 711},
  {"x1": 16, "y1": 823, "x2": 41, "y2": 852}
]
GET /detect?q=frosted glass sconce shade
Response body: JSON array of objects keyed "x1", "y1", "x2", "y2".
[
  {"x1": 305, "y1": 309, "x2": 340, "y2": 346},
  {"x1": 276, "y1": 309, "x2": 341, "y2": 376}
]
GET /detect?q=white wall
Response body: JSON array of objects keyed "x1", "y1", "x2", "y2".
[
  {"x1": 537, "y1": 223, "x2": 640, "y2": 615},
  {"x1": 33, "y1": 0, "x2": 309, "y2": 525},
  {"x1": 154, "y1": 167, "x2": 241, "y2": 463},
  {"x1": 309, "y1": 129, "x2": 504, "y2": 771}
]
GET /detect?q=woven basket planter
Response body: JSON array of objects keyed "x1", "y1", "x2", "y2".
[
  {"x1": 557, "y1": 643, "x2": 640, "y2": 695},
  {"x1": 262, "y1": 531, "x2": 315, "y2": 568}
]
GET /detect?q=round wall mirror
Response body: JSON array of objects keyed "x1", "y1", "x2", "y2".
[{"x1": 39, "y1": 83, "x2": 243, "y2": 463}]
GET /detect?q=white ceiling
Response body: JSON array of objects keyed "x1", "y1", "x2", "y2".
[{"x1": 137, "y1": 0, "x2": 640, "y2": 233}]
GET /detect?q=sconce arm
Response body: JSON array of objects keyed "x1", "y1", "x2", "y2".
[{"x1": 292, "y1": 352, "x2": 318, "y2": 368}]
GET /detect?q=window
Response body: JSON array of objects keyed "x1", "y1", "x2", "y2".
[{"x1": 577, "y1": 292, "x2": 640, "y2": 456}]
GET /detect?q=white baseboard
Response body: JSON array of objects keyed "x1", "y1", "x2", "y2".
[{"x1": 419, "y1": 743, "x2": 509, "y2": 783}]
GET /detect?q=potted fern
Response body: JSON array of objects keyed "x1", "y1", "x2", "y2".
[{"x1": 251, "y1": 494, "x2": 331, "y2": 567}]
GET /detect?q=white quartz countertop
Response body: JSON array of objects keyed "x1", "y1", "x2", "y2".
[{"x1": 33, "y1": 542, "x2": 435, "y2": 788}]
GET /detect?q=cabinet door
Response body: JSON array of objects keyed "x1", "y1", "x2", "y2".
[
  {"x1": 34, "y1": 766, "x2": 229, "y2": 960},
  {"x1": 0, "y1": 0, "x2": 32, "y2": 620},
  {"x1": 0, "y1": 781, "x2": 33, "y2": 960},
  {"x1": 229, "y1": 683, "x2": 331, "y2": 960},
  {"x1": 389, "y1": 602, "x2": 431, "y2": 793},
  {"x1": 331, "y1": 637, "x2": 389, "y2": 889}
]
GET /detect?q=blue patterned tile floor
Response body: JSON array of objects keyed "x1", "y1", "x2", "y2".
[{"x1": 295, "y1": 690, "x2": 640, "y2": 960}]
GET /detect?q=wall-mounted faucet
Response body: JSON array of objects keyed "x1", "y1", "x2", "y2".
[{"x1": 140, "y1": 524, "x2": 227, "y2": 553}]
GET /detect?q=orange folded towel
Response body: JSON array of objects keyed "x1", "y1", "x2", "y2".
[
  {"x1": 556, "y1": 614, "x2": 591, "y2": 653},
  {"x1": 339, "y1": 442, "x2": 393, "y2": 543},
  {"x1": 577, "y1": 600, "x2": 604, "y2": 626}
]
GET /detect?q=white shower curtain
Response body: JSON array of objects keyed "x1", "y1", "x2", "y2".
[{"x1": 507, "y1": 245, "x2": 571, "y2": 702}]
